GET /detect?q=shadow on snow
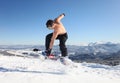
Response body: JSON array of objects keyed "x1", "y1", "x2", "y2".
[{"x1": 0, "y1": 67, "x2": 65, "y2": 75}]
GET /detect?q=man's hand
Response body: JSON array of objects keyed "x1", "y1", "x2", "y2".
[
  {"x1": 45, "y1": 48, "x2": 52, "y2": 56},
  {"x1": 62, "y1": 13, "x2": 65, "y2": 16},
  {"x1": 60, "y1": 13, "x2": 65, "y2": 17}
]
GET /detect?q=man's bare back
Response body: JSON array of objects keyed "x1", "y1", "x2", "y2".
[{"x1": 54, "y1": 21, "x2": 67, "y2": 35}]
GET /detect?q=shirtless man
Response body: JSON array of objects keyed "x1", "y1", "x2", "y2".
[{"x1": 45, "y1": 13, "x2": 68, "y2": 57}]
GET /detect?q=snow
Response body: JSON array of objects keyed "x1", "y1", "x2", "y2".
[
  {"x1": 0, "y1": 54, "x2": 120, "y2": 83},
  {"x1": 7, "y1": 50, "x2": 41, "y2": 56}
]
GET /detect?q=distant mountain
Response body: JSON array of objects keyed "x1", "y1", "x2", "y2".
[
  {"x1": 75, "y1": 42, "x2": 120, "y2": 55},
  {"x1": 0, "y1": 45, "x2": 45, "y2": 50},
  {"x1": 69, "y1": 42, "x2": 120, "y2": 66},
  {"x1": 1, "y1": 42, "x2": 120, "y2": 66}
]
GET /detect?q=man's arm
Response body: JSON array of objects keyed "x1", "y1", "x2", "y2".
[
  {"x1": 54, "y1": 13, "x2": 65, "y2": 23},
  {"x1": 49, "y1": 31, "x2": 59, "y2": 49}
]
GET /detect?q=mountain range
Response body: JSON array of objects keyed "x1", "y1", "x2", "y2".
[{"x1": 69, "y1": 42, "x2": 120, "y2": 66}]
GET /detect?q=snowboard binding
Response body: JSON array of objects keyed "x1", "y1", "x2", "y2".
[{"x1": 42, "y1": 51, "x2": 60, "y2": 60}]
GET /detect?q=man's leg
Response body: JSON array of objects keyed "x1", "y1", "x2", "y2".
[
  {"x1": 45, "y1": 33, "x2": 53, "y2": 50},
  {"x1": 57, "y1": 34, "x2": 68, "y2": 57}
]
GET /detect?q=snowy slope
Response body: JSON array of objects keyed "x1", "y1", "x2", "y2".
[{"x1": 0, "y1": 54, "x2": 120, "y2": 83}]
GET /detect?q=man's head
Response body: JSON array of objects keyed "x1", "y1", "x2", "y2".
[{"x1": 46, "y1": 19, "x2": 54, "y2": 29}]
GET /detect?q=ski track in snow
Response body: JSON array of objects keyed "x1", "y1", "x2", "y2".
[{"x1": 0, "y1": 54, "x2": 120, "y2": 83}]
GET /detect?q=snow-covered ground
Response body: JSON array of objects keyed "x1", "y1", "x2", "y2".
[{"x1": 0, "y1": 54, "x2": 120, "y2": 83}]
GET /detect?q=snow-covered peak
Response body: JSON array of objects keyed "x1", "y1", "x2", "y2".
[
  {"x1": 76, "y1": 41, "x2": 120, "y2": 54},
  {"x1": 88, "y1": 41, "x2": 120, "y2": 46}
]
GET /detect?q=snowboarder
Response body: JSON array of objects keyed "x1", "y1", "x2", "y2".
[{"x1": 45, "y1": 13, "x2": 68, "y2": 58}]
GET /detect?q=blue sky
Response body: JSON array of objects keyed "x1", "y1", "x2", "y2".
[{"x1": 0, "y1": 0, "x2": 120, "y2": 45}]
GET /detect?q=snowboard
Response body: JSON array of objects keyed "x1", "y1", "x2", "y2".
[
  {"x1": 41, "y1": 51, "x2": 61, "y2": 60},
  {"x1": 33, "y1": 48, "x2": 75, "y2": 66}
]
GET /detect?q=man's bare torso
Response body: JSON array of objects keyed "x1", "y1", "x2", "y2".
[{"x1": 54, "y1": 22, "x2": 66, "y2": 35}]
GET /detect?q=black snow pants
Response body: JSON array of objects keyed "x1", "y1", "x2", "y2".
[{"x1": 45, "y1": 33, "x2": 68, "y2": 57}]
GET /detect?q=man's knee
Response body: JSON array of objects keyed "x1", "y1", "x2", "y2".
[{"x1": 46, "y1": 33, "x2": 52, "y2": 40}]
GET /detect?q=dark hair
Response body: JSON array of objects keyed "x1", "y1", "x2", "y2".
[{"x1": 46, "y1": 19, "x2": 54, "y2": 27}]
